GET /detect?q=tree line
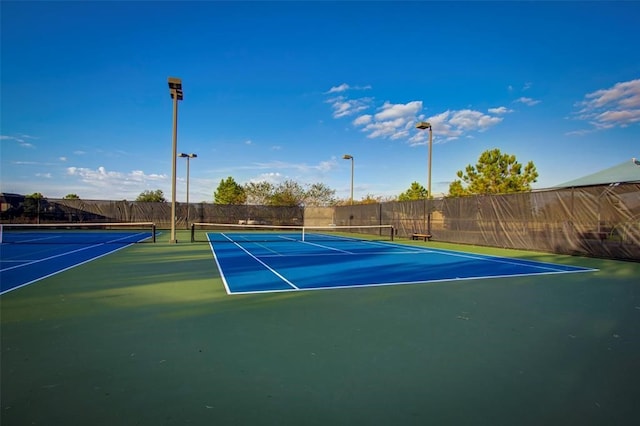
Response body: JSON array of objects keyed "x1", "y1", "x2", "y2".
[{"x1": 12, "y1": 149, "x2": 539, "y2": 206}]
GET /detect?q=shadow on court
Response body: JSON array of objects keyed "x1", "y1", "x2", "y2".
[{"x1": 1, "y1": 231, "x2": 639, "y2": 425}]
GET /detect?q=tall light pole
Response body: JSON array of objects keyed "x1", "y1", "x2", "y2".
[
  {"x1": 168, "y1": 77, "x2": 183, "y2": 243},
  {"x1": 416, "y1": 121, "x2": 433, "y2": 234},
  {"x1": 179, "y1": 153, "x2": 197, "y2": 227},
  {"x1": 343, "y1": 154, "x2": 354, "y2": 205}
]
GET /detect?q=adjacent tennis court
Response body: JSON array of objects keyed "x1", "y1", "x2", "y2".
[
  {"x1": 0, "y1": 223, "x2": 157, "y2": 294},
  {"x1": 199, "y1": 224, "x2": 597, "y2": 294}
]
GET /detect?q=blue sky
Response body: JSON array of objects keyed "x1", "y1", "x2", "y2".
[{"x1": 1, "y1": 1, "x2": 639, "y2": 202}]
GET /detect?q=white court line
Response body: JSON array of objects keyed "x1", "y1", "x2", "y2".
[
  {"x1": 299, "y1": 240, "x2": 354, "y2": 254},
  {"x1": 420, "y1": 247, "x2": 597, "y2": 273},
  {"x1": 207, "y1": 235, "x2": 232, "y2": 295},
  {"x1": 0, "y1": 232, "x2": 149, "y2": 273},
  {"x1": 217, "y1": 233, "x2": 299, "y2": 292},
  {"x1": 333, "y1": 240, "x2": 596, "y2": 273},
  {"x1": 252, "y1": 237, "x2": 426, "y2": 258},
  {"x1": 0, "y1": 233, "x2": 153, "y2": 295},
  {"x1": 208, "y1": 235, "x2": 597, "y2": 295},
  {"x1": 226, "y1": 268, "x2": 597, "y2": 295},
  {"x1": 1, "y1": 244, "x2": 107, "y2": 272},
  {"x1": 259, "y1": 250, "x2": 428, "y2": 258},
  {"x1": 0, "y1": 242, "x2": 137, "y2": 295},
  {"x1": 250, "y1": 242, "x2": 283, "y2": 256},
  {"x1": 11, "y1": 235, "x2": 61, "y2": 244}
]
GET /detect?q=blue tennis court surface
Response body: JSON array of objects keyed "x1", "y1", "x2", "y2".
[
  {"x1": 0, "y1": 231, "x2": 154, "y2": 295},
  {"x1": 207, "y1": 232, "x2": 597, "y2": 294}
]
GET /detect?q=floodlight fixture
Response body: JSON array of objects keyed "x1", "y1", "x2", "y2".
[{"x1": 168, "y1": 77, "x2": 183, "y2": 100}]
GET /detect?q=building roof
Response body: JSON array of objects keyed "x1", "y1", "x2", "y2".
[{"x1": 556, "y1": 158, "x2": 640, "y2": 188}]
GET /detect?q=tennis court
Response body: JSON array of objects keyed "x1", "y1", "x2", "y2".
[
  {"x1": 1, "y1": 227, "x2": 639, "y2": 426},
  {"x1": 0, "y1": 223, "x2": 157, "y2": 294},
  {"x1": 199, "y1": 224, "x2": 596, "y2": 294}
]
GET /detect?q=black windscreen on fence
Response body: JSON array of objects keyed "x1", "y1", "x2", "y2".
[
  {"x1": 332, "y1": 183, "x2": 640, "y2": 261},
  {"x1": 1, "y1": 183, "x2": 638, "y2": 260}
]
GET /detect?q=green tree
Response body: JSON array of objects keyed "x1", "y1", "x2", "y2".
[
  {"x1": 269, "y1": 180, "x2": 305, "y2": 206},
  {"x1": 398, "y1": 181, "x2": 428, "y2": 201},
  {"x1": 244, "y1": 181, "x2": 274, "y2": 205},
  {"x1": 136, "y1": 189, "x2": 166, "y2": 202},
  {"x1": 304, "y1": 182, "x2": 337, "y2": 207},
  {"x1": 23, "y1": 192, "x2": 45, "y2": 218},
  {"x1": 448, "y1": 148, "x2": 539, "y2": 196},
  {"x1": 214, "y1": 177, "x2": 247, "y2": 204},
  {"x1": 358, "y1": 194, "x2": 383, "y2": 205},
  {"x1": 63, "y1": 193, "x2": 80, "y2": 199}
]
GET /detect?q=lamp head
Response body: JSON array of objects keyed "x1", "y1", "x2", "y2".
[
  {"x1": 168, "y1": 77, "x2": 183, "y2": 100},
  {"x1": 343, "y1": 154, "x2": 353, "y2": 160},
  {"x1": 416, "y1": 121, "x2": 431, "y2": 130}
]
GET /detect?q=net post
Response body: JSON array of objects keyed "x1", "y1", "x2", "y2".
[
  {"x1": 390, "y1": 225, "x2": 394, "y2": 241},
  {"x1": 0, "y1": 224, "x2": 3, "y2": 244},
  {"x1": 302, "y1": 226, "x2": 306, "y2": 242},
  {"x1": 152, "y1": 223, "x2": 156, "y2": 243},
  {"x1": 190, "y1": 223, "x2": 195, "y2": 243}
]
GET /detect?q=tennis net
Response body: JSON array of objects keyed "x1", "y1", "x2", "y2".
[
  {"x1": 0, "y1": 222, "x2": 157, "y2": 244},
  {"x1": 191, "y1": 222, "x2": 395, "y2": 243}
]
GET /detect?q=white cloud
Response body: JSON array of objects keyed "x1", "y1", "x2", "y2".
[
  {"x1": 488, "y1": 106, "x2": 513, "y2": 114},
  {"x1": 13, "y1": 160, "x2": 57, "y2": 166},
  {"x1": 352, "y1": 114, "x2": 372, "y2": 126},
  {"x1": 130, "y1": 170, "x2": 165, "y2": 181},
  {"x1": 572, "y1": 78, "x2": 640, "y2": 130},
  {"x1": 326, "y1": 85, "x2": 506, "y2": 145},
  {"x1": 325, "y1": 83, "x2": 372, "y2": 94},
  {"x1": 66, "y1": 166, "x2": 168, "y2": 187},
  {"x1": 374, "y1": 101, "x2": 422, "y2": 121},
  {"x1": 515, "y1": 97, "x2": 541, "y2": 106},
  {"x1": 253, "y1": 158, "x2": 338, "y2": 174},
  {"x1": 327, "y1": 96, "x2": 372, "y2": 118},
  {"x1": 351, "y1": 101, "x2": 422, "y2": 140},
  {"x1": 326, "y1": 83, "x2": 350, "y2": 94},
  {"x1": 408, "y1": 108, "x2": 504, "y2": 146},
  {"x1": 59, "y1": 157, "x2": 67, "y2": 162},
  {"x1": 250, "y1": 172, "x2": 283, "y2": 185},
  {"x1": 1, "y1": 134, "x2": 36, "y2": 148},
  {"x1": 448, "y1": 109, "x2": 503, "y2": 131},
  {"x1": 362, "y1": 117, "x2": 411, "y2": 139},
  {"x1": 4, "y1": 162, "x2": 174, "y2": 200},
  {"x1": 316, "y1": 160, "x2": 336, "y2": 172},
  {"x1": 325, "y1": 83, "x2": 374, "y2": 118}
]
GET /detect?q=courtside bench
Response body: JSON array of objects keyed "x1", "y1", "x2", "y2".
[{"x1": 411, "y1": 232, "x2": 432, "y2": 241}]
